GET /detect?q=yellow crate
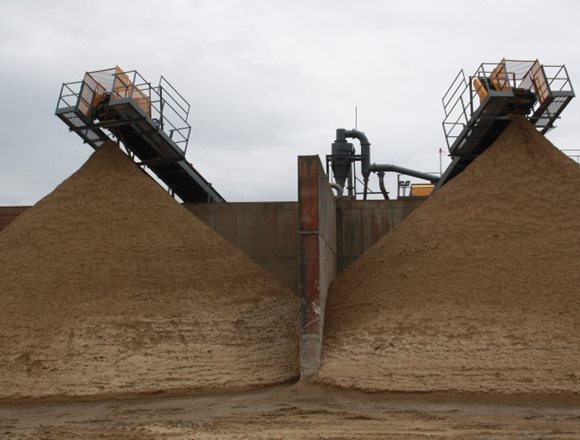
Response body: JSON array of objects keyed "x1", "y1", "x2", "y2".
[{"x1": 410, "y1": 184, "x2": 434, "y2": 197}]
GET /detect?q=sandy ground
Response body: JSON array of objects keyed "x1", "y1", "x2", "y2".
[
  {"x1": 319, "y1": 118, "x2": 580, "y2": 394},
  {"x1": 1, "y1": 383, "x2": 580, "y2": 439},
  {"x1": 0, "y1": 142, "x2": 299, "y2": 399}
]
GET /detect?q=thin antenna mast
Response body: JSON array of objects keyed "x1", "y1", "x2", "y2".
[{"x1": 355, "y1": 105, "x2": 358, "y2": 130}]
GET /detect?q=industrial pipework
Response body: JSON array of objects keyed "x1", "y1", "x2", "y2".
[{"x1": 329, "y1": 128, "x2": 440, "y2": 199}]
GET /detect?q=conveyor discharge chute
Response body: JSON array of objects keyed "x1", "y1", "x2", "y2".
[
  {"x1": 438, "y1": 59, "x2": 575, "y2": 189},
  {"x1": 55, "y1": 66, "x2": 224, "y2": 203}
]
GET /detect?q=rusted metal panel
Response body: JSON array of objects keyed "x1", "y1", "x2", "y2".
[
  {"x1": 298, "y1": 155, "x2": 338, "y2": 377},
  {"x1": 298, "y1": 156, "x2": 322, "y2": 339},
  {"x1": 298, "y1": 156, "x2": 320, "y2": 231}
]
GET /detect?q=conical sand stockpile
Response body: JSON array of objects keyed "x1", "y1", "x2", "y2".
[
  {"x1": 0, "y1": 141, "x2": 298, "y2": 400},
  {"x1": 319, "y1": 117, "x2": 580, "y2": 394}
]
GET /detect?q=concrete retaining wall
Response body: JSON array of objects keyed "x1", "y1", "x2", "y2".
[
  {"x1": 336, "y1": 198, "x2": 424, "y2": 272},
  {"x1": 185, "y1": 202, "x2": 298, "y2": 294}
]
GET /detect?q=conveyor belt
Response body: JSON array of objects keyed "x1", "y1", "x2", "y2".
[
  {"x1": 436, "y1": 90, "x2": 533, "y2": 189},
  {"x1": 56, "y1": 99, "x2": 224, "y2": 203}
]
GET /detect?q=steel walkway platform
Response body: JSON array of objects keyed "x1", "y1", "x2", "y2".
[
  {"x1": 438, "y1": 60, "x2": 574, "y2": 190},
  {"x1": 55, "y1": 67, "x2": 224, "y2": 203}
]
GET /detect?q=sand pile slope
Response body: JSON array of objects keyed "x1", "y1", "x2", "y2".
[
  {"x1": 318, "y1": 117, "x2": 580, "y2": 394},
  {"x1": 0, "y1": 141, "x2": 298, "y2": 400}
]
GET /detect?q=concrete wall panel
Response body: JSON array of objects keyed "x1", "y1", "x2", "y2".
[
  {"x1": 336, "y1": 199, "x2": 423, "y2": 271},
  {"x1": 185, "y1": 202, "x2": 299, "y2": 294}
]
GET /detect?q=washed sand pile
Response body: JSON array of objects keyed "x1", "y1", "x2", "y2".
[
  {"x1": 0, "y1": 141, "x2": 298, "y2": 400},
  {"x1": 319, "y1": 117, "x2": 580, "y2": 394}
]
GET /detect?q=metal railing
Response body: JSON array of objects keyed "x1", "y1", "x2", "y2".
[
  {"x1": 441, "y1": 69, "x2": 469, "y2": 150},
  {"x1": 543, "y1": 65, "x2": 574, "y2": 93},
  {"x1": 441, "y1": 60, "x2": 574, "y2": 151},
  {"x1": 56, "y1": 81, "x2": 84, "y2": 111},
  {"x1": 442, "y1": 62, "x2": 522, "y2": 151},
  {"x1": 110, "y1": 70, "x2": 192, "y2": 152},
  {"x1": 529, "y1": 65, "x2": 575, "y2": 126},
  {"x1": 56, "y1": 68, "x2": 192, "y2": 153}
]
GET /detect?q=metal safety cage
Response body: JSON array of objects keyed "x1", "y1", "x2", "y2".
[
  {"x1": 55, "y1": 68, "x2": 192, "y2": 153},
  {"x1": 442, "y1": 62, "x2": 525, "y2": 152},
  {"x1": 437, "y1": 59, "x2": 575, "y2": 191},
  {"x1": 55, "y1": 67, "x2": 224, "y2": 203},
  {"x1": 529, "y1": 64, "x2": 575, "y2": 132},
  {"x1": 55, "y1": 80, "x2": 109, "y2": 147},
  {"x1": 158, "y1": 75, "x2": 192, "y2": 153},
  {"x1": 442, "y1": 59, "x2": 575, "y2": 154}
]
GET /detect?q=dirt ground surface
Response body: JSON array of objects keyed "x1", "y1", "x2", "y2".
[
  {"x1": 1, "y1": 383, "x2": 580, "y2": 439},
  {"x1": 0, "y1": 142, "x2": 299, "y2": 400},
  {"x1": 319, "y1": 118, "x2": 580, "y2": 394}
]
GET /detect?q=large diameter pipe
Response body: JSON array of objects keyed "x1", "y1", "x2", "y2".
[
  {"x1": 377, "y1": 171, "x2": 389, "y2": 200},
  {"x1": 370, "y1": 163, "x2": 440, "y2": 183},
  {"x1": 336, "y1": 128, "x2": 371, "y2": 179},
  {"x1": 329, "y1": 182, "x2": 343, "y2": 197},
  {"x1": 335, "y1": 128, "x2": 370, "y2": 145}
]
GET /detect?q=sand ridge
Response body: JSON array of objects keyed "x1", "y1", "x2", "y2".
[
  {"x1": 318, "y1": 117, "x2": 580, "y2": 394},
  {"x1": 2, "y1": 383, "x2": 580, "y2": 439},
  {"x1": 0, "y1": 141, "x2": 299, "y2": 400}
]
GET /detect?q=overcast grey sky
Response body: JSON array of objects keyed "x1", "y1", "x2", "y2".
[{"x1": 1, "y1": 0, "x2": 579, "y2": 204}]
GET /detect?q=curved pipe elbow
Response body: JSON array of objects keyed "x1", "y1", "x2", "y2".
[
  {"x1": 335, "y1": 128, "x2": 372, "y2": 178},
  {"x1": 329, "y1": 182, "x2": 343, "y2": 197},
  {"x1": 336, "y1": 128, "x2": 370, "y2": 146}
]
